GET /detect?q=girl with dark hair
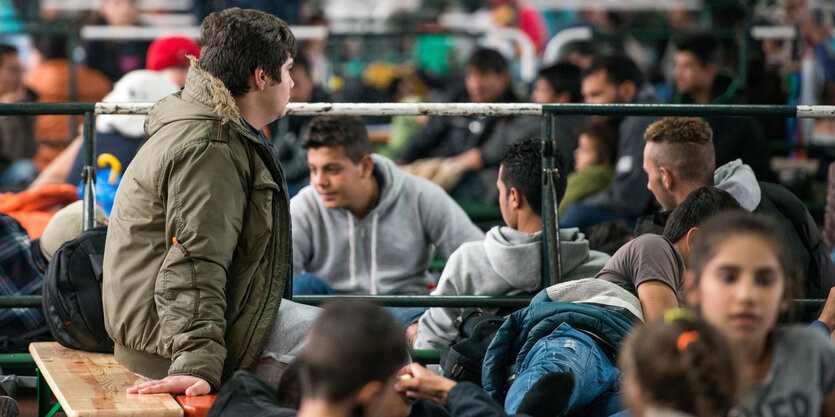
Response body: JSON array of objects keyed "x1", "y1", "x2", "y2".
[{"x1": 686, "y1": 211, "x2": 835, "y2": 417}]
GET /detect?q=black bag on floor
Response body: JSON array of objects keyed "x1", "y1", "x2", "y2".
[
  {"x1": 42, "y1": 226, "x2": 113, "y2": 352},
  {"x1": 439, "y1": 307, "x2": 504, "y2": 385}
]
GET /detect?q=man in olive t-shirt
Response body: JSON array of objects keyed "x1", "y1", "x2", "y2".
[{"x1": 595, "y1": 186, "x2": 741, "y2": 322}]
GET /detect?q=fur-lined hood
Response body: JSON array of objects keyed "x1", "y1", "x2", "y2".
[{"x1": 144, "y1": 57, "x2": 245, "y2": 137}]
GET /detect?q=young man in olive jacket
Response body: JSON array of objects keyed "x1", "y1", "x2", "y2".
[{"x1": 102, "y1": 8, "x2": 316, "y2": 396}]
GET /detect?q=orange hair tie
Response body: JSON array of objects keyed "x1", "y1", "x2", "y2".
[{"x1": 677, "y1": 331, "x2": 699, "y2": 352}]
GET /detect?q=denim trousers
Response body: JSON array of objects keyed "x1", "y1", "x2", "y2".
[{"x1": 504, "y1": 322, "x2": 621, "y2": 416}]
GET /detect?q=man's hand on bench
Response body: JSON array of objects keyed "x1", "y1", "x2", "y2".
[{"x1": 127, "y1": 375, "x2": 211, "y2": 396}]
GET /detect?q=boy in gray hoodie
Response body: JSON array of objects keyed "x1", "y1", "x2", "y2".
[
  {"x1": 413, "y1": 139, "x2": 610, "y2": 350},
  {"x1": 291, "y1": 116, "x2": 484, "y2": 315}
]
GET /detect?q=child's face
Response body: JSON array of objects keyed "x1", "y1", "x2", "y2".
[
  {"x1": 693, "y1": 234, "x2": 786, "y2": 348},
  {"x1": 574, "y1": 134, "x2": 600, "y2": 172}
]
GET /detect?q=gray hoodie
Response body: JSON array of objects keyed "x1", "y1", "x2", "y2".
[
  {"x1": 291, "y1": 154, "x2": 484, "y2": 295},
  {"x1": 414, "y1": 227, "x2": 610, "y2": 350},
  {"x1": 713, "y1": 158, "x2": 761, "y2": 211}
]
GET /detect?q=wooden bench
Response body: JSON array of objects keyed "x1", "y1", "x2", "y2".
[{"x1": 29, "y1": 342, "x2": 215, "y2": 417}]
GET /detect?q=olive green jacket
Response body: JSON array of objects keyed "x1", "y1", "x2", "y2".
[{"x1": 102, "y1": 59, "x2": 291, "y2": 389}]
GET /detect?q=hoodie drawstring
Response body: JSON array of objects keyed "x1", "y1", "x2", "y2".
[
  {"x1": 348, "y1": 214, "x2": 357, "y2": 289},
  {"x1": 370, "y1": 212, "x2": 379, "y2": 295}
]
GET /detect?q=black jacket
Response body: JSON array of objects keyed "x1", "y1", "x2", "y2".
[{"x1": 635, "y1": 181, "x2": 835, "y2": 299}]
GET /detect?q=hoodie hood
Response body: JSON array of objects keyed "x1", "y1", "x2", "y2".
[
  {"x1": 483, "y1": 227, "x2": 609, "y2": 288},
  {"x1": 484, "y1": 227, "x2": 542, "y2": 286},
  {"x1": 714, "y1": 159, "x2": 761, "y2": 211},
  {"x1": 369, "y1": 154, "x2": 407, "y2": 215},
  {"x1": 145, "y1": 57, "x2": 245, "y2": 138}
]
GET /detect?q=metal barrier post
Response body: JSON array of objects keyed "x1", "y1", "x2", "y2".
[
  {"x1": 82, "y1": 111, "x2": 96, "y2": 231},
  {"x1": 540, "y1": 113, "x2": 561, "y2": 289}
]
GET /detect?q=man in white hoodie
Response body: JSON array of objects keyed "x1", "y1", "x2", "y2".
[
  {"x1": 291, "y1": 115, "x2": 484, "y2": 324},
  {"x1": 413, "y1": 139, "x2": 611, "y2": 350}
]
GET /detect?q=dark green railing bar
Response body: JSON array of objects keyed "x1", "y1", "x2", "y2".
[
  {"x1": 0, "y1": 353, "x2": 33, "y2": 366},
  {"x1": 82, "y1": 111, "x2": 97, "y2": 231},
  {"x1": 540, "y1": 103, "x2": 798, "y2": 118},
  {"x1": 0, "y1": 296, "x2": 41, "y2": 308},
  {"x1": 0, "y1": 102, "x2": 95, "y2": 115},
  {"x1": 540, "y1": 113, "x2": 559, "y2": 290},
  {"x1": 9, "y1": 294, "x2": 824, "y2": 311},
  {"x1": 293, "y1": 295, "x2": 533, "y2": 308}
]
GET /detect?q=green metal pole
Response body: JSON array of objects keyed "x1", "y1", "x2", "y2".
[
  {"x1": 540, "y1": 103, "x2": 798, "y2": 118},
  {"x1": 0, "y1": 102, "x2": 94, "y2": 115},
  {"x1": 37, "y1": 368, "x2": 50, "y2": 417},
  {"x1": 541, "y1": 113, "x2": 560, "y2": 290},
  {"x1": 293, "y1": 295, "x2": 533, "y2": 308},
  {"x1": 0, "y1": 296, "x2": 41, "y2": 308},
  {"x1": 67, "y1": 29, "x2": 79, "y2": 140},
  {"x1": 82, "y1": 111, "x2": 96, "y2": 231},
  {"x1": 0, "y1": 353, "x2": 33, "y2": 366}
]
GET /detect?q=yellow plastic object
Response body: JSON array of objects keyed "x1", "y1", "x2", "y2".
[{"x1": 96, "y1": 153, "x2": 122, "y2": 185}]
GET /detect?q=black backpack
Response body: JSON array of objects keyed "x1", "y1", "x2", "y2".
[
  {"x1": 439, "y1": 307, "x2": 504, "y2": 385},
  {"x1": 42, "y1": 226, "x2": 114, "y2": 352}
]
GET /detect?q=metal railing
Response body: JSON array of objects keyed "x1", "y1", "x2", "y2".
[{"x1": 0, "y1": 101, "x2": 833, "y2": 311}]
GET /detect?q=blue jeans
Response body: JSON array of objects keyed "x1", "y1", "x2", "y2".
[
  {"x1": 292, "y1": 273, "x2": 427, "y2": 327},
  {"x1": 504, "y1": 323, "x2": 621, "y2": 416}
]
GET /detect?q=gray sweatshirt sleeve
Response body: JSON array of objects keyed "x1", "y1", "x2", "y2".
[
  {"x1": 289, "y1": 191, "x2": 314, "y2": 274},
  {"x1": 417, "y1": 182, "x2": 484, "y2": 259},
  {"x1": 415, "y1": 250, "x2": 468, "y2": 350}
]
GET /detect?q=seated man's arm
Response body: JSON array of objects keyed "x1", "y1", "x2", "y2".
[
  {"x1": 290, "y1": 194, "x2": 314, "y2": 274},
  {"x1": 636, "y1": 281, "x2": 679, "y2": 323},
  {"x1": 414, "y1": 250, "x2": 469, "y2": 350},
  {"x1": 134, "y1": 142, "x2": 248, "y2": 394}
]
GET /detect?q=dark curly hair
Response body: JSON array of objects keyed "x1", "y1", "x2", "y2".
[
  {"x1": 199, "y1": 7, "x2": 296, "y2": 96},
  {"x1": 644, "y1": 117, "x2": 715, "y2": 186},
  {"x1": 302, "y1": 115, "x2": 371, "y2": 164},
  {"x1": 500, "y1": 138, "x2": 566, "y2": 217}
]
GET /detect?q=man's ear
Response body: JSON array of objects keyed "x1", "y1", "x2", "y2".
[
  {"x1": 359, "y1": 154, "x2": 374, "y2": 178},
  {"x1": 253, "y1": 67, "x2": 268, "y2": 91},
  {"x1": 354, "y1": 381, "x2": 383, "y2": 406},
  {"x1": 509, "y1": 187, "x2": 523, "y2": 209},
  {"x1": 659, "y1": 166, "x2": 675, "y2": 191},
  {"x1": 685, "y1": 227, "x2": 699, "y2": 252}
]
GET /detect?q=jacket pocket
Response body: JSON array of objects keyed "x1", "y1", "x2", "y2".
[
  {"x1": 238, "y1": 175, "x2": 279, "y2": 258},
  {"x1": 154, "y1": 242, "x2": 199, "y2": 353}
]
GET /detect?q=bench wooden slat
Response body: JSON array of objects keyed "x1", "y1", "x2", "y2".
[{"x1": 29, "y1": 342, "x2": 183, "y2": 417}]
